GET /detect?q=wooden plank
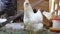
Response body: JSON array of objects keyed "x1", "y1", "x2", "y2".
[{"x1": 17, "y1": 0, "x2": 49, "y2": 11}]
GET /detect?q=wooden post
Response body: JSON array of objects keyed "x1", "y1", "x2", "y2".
[
  {"x1": 54, "y1": 0, "x2": 59, "y2": 16},
  {"x1": 49, "y1": 0, "x2": 59, "y2": 19},
  {"x1": 49, "y1": 0, "x2": 54, "y2": 13}
]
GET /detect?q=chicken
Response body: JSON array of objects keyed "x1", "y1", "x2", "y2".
[
  {"x1": 43, "y1": 10, "x2": 57, "y2": 20},
  {"x1": 23, "y1": 0, "x2": 43, "y2": 32},
  {"x1": 43, "y1": 11, "x2": 52, "y2": 20}
]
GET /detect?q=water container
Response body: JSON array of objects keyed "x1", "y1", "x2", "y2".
[{"x1": 50, "y1": 17, "x2": 60, "y2": 32}]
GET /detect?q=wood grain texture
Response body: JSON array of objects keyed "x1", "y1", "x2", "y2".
[{"x1": 17, "y1": 0, "x2": 49, "y2": 11}]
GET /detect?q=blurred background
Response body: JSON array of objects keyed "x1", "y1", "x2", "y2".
[{"x1": 0, "y1": 0, "x2": 60, "y2": 34}]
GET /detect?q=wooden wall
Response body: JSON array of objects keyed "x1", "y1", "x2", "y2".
[{"x1": 17, "y1": 0, "x2": 49, "y2": 11}]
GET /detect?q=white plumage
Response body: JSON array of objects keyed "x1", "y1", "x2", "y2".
[{"x1": 23, "y1": 0, "x2": 43, "y2": 31}]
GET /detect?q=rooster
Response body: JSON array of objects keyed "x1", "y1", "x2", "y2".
[{"x1": 23, "y1": 0, "x2": 43, "y2": 32}]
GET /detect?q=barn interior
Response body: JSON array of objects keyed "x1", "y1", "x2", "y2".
[{"x1": 0, "y1": 0, "x2": 60, "y2": 34}]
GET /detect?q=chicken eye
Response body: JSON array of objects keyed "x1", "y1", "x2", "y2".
[{"x1": 26, "y1": 3, "x2": 28, "y2": 5}]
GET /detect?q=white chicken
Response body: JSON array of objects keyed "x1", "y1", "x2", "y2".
[{"x1": 23, "y1": 0, "x2": 43, "y2": 32}]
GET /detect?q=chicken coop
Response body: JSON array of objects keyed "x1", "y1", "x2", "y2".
[{"x1": 0, "y1": 0, "x2": 60, "y2": 34}]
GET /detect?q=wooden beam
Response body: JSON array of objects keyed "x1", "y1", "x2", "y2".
[
  {"x1": 54, "y1": 0, "x2": 59, "y2": 15},
  {"x1": 0, "y1": 11, "x2": 23, "y2": 28},
  {"x1": 31, "y1": 0, "x2": 44, "y2": 7}
]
